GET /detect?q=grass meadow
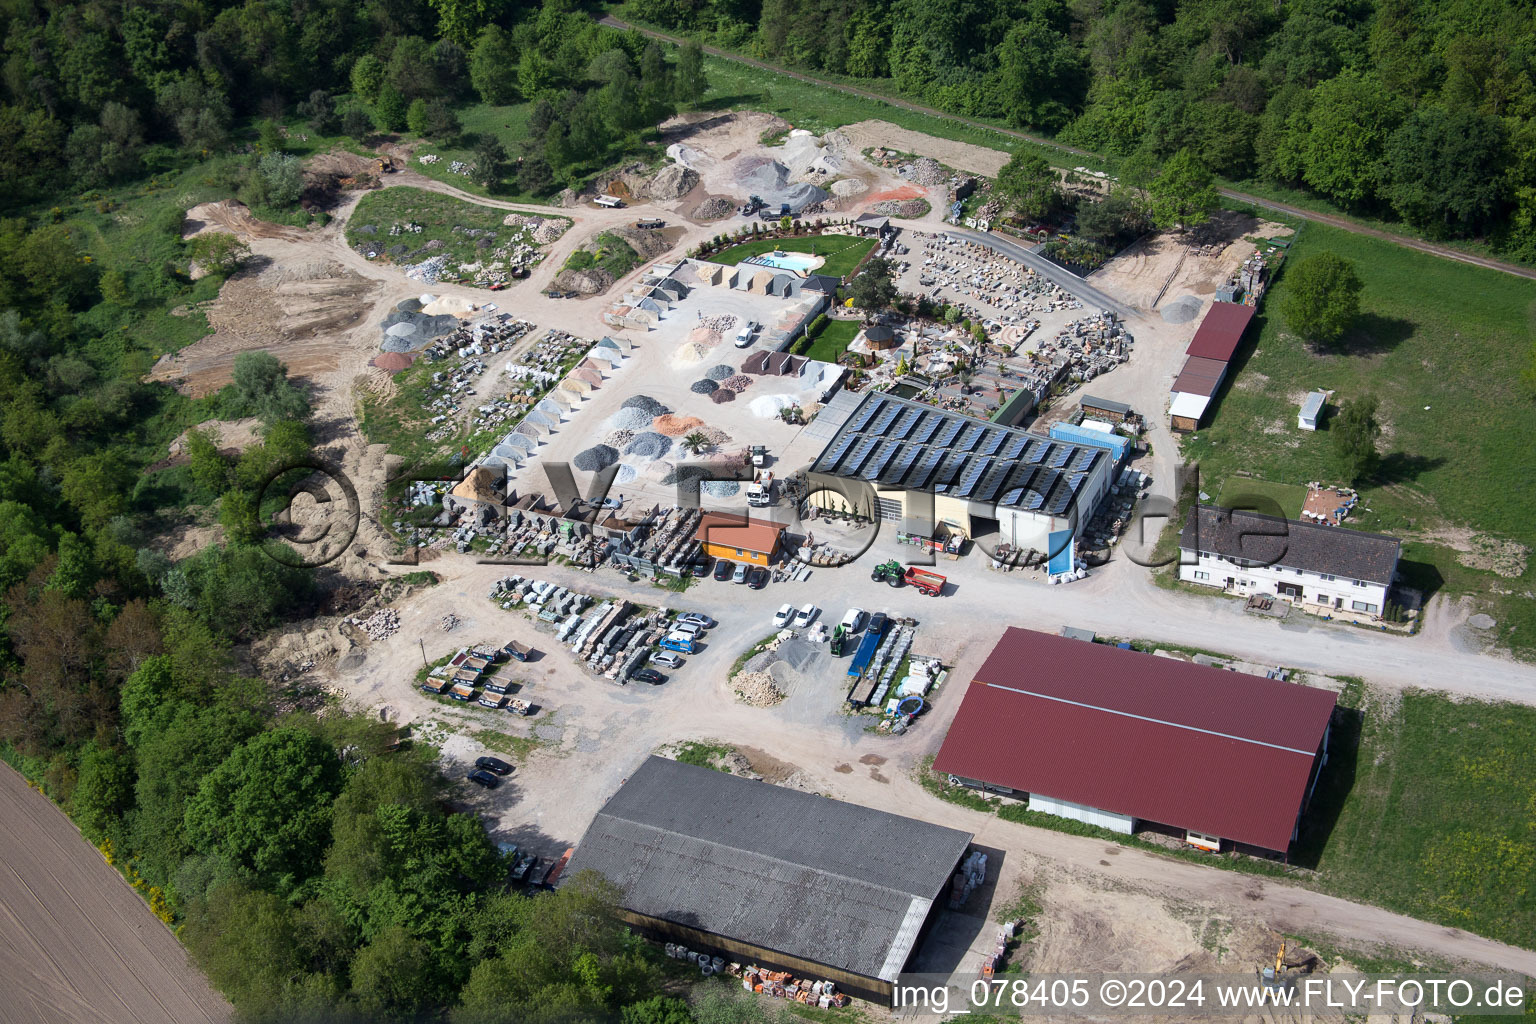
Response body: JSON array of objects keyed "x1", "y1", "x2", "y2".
[
  {"x1": 1180, "y1": 221, "x2": 1536, "y2": 657},
  {"x1": 707, "y1": 234, "x2": 876, "y2": 278}
]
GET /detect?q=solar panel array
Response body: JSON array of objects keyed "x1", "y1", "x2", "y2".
[{"x1": 810, "y1": 392, "x2": 1105, "y2": 517}]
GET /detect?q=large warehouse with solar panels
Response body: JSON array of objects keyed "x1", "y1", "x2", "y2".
[{"x1": 803, "y1": 391, "x2": 1116, "y2": 573}]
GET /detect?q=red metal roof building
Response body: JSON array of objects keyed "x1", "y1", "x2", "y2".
[
  {"x1": 1184, "y1": 302, "x2": 1256, "y2": 361},
  {"x1": 932, "y1": 628, "x2": 1336, "y2": 856},
  {"x1": 1169, "y1": 302, "x2": 1258, "y2": 432}
]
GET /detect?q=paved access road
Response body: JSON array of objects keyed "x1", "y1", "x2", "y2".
[
  {"x1": 0, "y1": 766, "x2": 232, "y2": 1024},
  {"x1": 601, "y1": 13, "x2": 1536, "y2": 283}
]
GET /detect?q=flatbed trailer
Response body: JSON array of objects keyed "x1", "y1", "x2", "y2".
[{"x1": 844, "y1": 631, "x2": 884, "y2": 704}]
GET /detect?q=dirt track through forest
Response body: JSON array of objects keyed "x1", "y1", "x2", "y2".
[{"x1": 0, "y1": 767, "x2": 232, "y2": 1024}]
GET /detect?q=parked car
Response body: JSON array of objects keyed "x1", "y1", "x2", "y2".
[
  {"x1": 476, "y1": 756, "x2": 513, "y2": 776},
  {"x1": 748, "y1": 567, "x2": 768, "y2": 589},
  {"x1": 732, "y1": 562, "x2": 749, "y2": 584},
  {"x1": 677, "y1": 612, "x2": 715, "y2": 629},
  {"x1": 651, "y1": 651, "x2": 683, "y2": 669},
  {"x1": 688, "y1": 558, "x2": 710, "y2": 577},
  {"x1": 793, "y1": 604, "x2": 817, "y2": 628},
  {"x1": 633, "y1": 668, "x2": 667, "y2": 685},
  {"x1": 713, "y1": 559, "x2": 734, "y2": 581},
  {"x1": 511, "y1": 853, "x2": 539, "y2": 882},
  {"x1": 773, "y1": 603, "x2": 794, "y2": 628},
  {"x1": 671, "y1": 620, "x2": 704, "y2": 638},
  {"x1": 840, "y1": 607, "x2": 865, "y2": 633},
  {"x1": 868, "y1": 611, "x2": 888, "y2": 636},
  {"x1": 467, "y1": 769, "x2": 500, "y2": 789}
]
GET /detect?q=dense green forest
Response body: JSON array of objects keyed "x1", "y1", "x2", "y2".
[
  {"x1": 0, "y1": 0, "x2": 723, "y2": 1018},
  {"x1": 622, "y1": 0, "x2": 1536, "y2": 255}
]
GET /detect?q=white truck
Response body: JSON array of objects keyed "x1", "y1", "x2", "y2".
[{"x1": 746, "y1": 470, "x2": 773, "y2": 508}]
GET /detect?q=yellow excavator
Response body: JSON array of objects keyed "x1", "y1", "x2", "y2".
[{"x1": 1261, "y1": 939, "x2": 1317, "y2": 989}]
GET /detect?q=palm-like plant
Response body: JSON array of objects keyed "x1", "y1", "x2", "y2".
[{"x1": 680, "y1": 431, "x2": 710, "y2": 455}]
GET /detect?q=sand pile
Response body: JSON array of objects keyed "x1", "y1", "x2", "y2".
[
  {"x1": 370, "y1": 352, "x2": 413, "y2": 372},
  {"x1": 831, "y1": 179, "x2": 867, "y2": 197},
  {"x1": 687, "y1": 326, "x2": 720, "y2": 347},
  {"x1": 654, "y1": 414, "x2": 706, "y2": 436},
  {"x1": 673, "y1": 342, "x2": 708, "y2": 366},
  {"x1": 573, "y1": 445, "x2": 619, "y2": 471},
  {"x1": 704, "y1": 364, "x2": 734, "y2": 381}
]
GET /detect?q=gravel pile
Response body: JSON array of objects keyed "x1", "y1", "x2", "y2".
[
  {"x1": 905, "y1": 157, "x2": 946, "y2": 185},
  {"x1": 720, "y1": 374, "x2": 753, "y2": 392},
  {"x1": 573, "y1": 445, "x2": 619, "y2": 471},
  {"x1": 703, "y1": 480, "x2": 740, "y2": 498},
  {"x1": 1162, "y1": 295, "x2": 1202, "y2": 324},
  {"x1": 662, "y1": 464, "x2": 716, "y2": 485},
  {"x1": 350, "y1": 608, "x2": 399, "y2": 640},
  {"x1": 622, "y1": 395, "x2": 670, "y2": 416},
  {"x1": 614, "y1": 463, "x2": 639, "y2": 485},
  {"x1": 704, "y1": 364, "x2": 735, "y2": 381},
  {"x1": 734, "y1": 670, "x2": 787, "y2": 707},
  {"x1": 605, "y1": 429, "x2": 636, "y2": 448},
  {"x1": 624, "y1": 432, "x2": 673, "y2": 459},
  {"x1": 869, "y1": 198, "x2": 929, "y2": 218},
  {"x1": 604, "y1": 407, "x2": 654, "y2": 432},
  {"x1": 693, "y1": 196, "x2": 735, "y2": 219},
  {"x1": 710, "y1": 389, "x2": 736, "y2": 403},
  {"x1": 690, "y1": 379, "x2": 719, "y2": 394},
  {"x1": 440, "y1": 613, "x2": 459, "y2": 632},
  {"x1": 831, "y1": 178, "x2": 868, "y2": 196}
]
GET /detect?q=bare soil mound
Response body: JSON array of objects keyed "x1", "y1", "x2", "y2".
[{"x1": 183, "y1": 199, "x2": 303, "y2": 242}]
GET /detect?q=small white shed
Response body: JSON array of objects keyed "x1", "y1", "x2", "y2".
[{"x1": 1298, "y1": 390, "x2": 1326, "y2": 431}]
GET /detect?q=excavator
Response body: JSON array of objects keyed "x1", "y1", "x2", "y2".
[{"x1": 1260, "y1": 939, "x2": 1318, "y2": 990}]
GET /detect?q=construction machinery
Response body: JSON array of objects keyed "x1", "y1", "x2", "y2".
[{"x1": 1260, "y1": 939, "x2": 1317, "y2": 989}]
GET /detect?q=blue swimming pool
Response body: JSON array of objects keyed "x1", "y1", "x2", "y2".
[{"x1": 744, "y1": 250, "x2": 823, "y2": 273}]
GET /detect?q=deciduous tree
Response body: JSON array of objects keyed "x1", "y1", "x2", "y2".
[
  {"x1": 1280, "y1": 251, "x2": 1362, "y2": 347},
  {"x1": 1331, "y1": 394, "x2": 1380, "y2": 485},
  {"x1": 1147, "y1": 148, "x2": 1217, "y2": 231},
  {"x1": 994, "y1": 152, "x2": 1059, "y2": 220}
]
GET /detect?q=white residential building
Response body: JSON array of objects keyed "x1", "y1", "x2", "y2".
[{"x1": 1178, "y1": 504, "x2": 1401, "y2": 619}]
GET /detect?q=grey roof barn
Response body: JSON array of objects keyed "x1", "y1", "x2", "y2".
[{"x1": 565, "y1": 757, "x2": 972, "y2": 984}]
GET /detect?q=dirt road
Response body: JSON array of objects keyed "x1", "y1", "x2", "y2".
[
  {"x1": 600, "y1": 14, "x2": 1536, "y2": 283},
  {"x1": 329, "y1": 546, "x2": 1536, "y2": 976},
  {"x1": 0, "y1": 767, "x2": 232, "y2": 1024}
]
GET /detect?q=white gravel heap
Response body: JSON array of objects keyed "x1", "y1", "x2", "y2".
[{"x1": 351, "y1": 608, "x2": 400, "y2": 640}]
